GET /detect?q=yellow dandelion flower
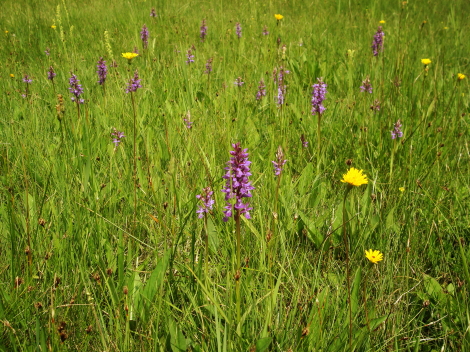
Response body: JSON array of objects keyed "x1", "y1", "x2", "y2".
[
  {"x1": 10, "y1": 74, "x2": 14, "y2": 78},
  {"x1": 399, "y1": 187, "x2": 405, "y2": 192},
  {"x1": 5, "y1": 30, "x2": 9, "y2": 34},
  {"x1": 51, "y1": 25, "x2": 57, "y2": 29},
  {"x1": 444, "y1": 26, "x2": 449, "y2": 30},
  {"x1": 274, "y1": 14, "x2": 284, "y2": 20},
  {"x1": 421, "y1": 58, "x2": 431, "y2": 66},
  {"x1": 340, "y1": 167, "x2": 368, "y2": 187},
  {"x1": 457, "y1": 73, "x2": 466, "y2": 81},
  {"x1": 365, "y1": 249, "x2": 383, "y2": 264},
  {"x1": 122, "y1": 52, "x2": 139, "y2": 61},
  {"x1": 379, "y1": 20, "x2": 385, "y2": 24}
]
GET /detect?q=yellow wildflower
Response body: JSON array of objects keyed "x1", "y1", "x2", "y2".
[
  {"x1": 399, "y1": 187, "x2": 405, "y2": 192},
  {"x1": 5, "y1": 30, "x2": 8, "y2": 34},
  {"x1": 340, "y1": 167, "x2": 368, "y2": 187},
  {"x1": 379, "y1": 20, "x2": 385, "y2": 24},
  {"x1": 274, "y1": 14, "x2": 284, "y2": 20},
  {"x1": 122, "y1": 52, "x2": 139, "y2": 61},
  {"x1": 421, "y1": 58, "x2": 431, "y2": 66},
  {"x1": 444, "y1": 26, "x2": 449, "y2": 30},
  {"x1": 10, "y1": 74, "x2": 14, "y2": 78},
  {"x1": 365, "y1": 249, "x2": 383, "y2": 264},
  {"x1": 51, "y1": 25, "x2": 56, "y2": 29},
  {"x1": 457, "y1": 73, "x2": 466, "y2": 81}
]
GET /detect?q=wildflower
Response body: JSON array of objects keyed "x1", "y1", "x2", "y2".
[
  {"x1": 196, "y1": 187, "x2": 215, "y2": 218},
  {"x1": 272, "y1": 146, "x2": 287, "y2": 176},
  {"x1": 379, "y1": 20, "x2": 385, "y2": 24},
  {"x1": 399, "y1": 187, "x2": 405, "y2": 192},
  {"x1": 236, "y1": 22, "x2": 242, "y2": 38},
  {"x1": 140, "y1": 24, "x2": 149, "y2": 49},
  {"x1": 371, "y1": 26, "x2": 384, "y2": 56},
  {"x1": 204, "y1": 58, "x2": 213, "y2": 74},
  {"x1": 10, "y1": 74, "x2": 14, "y2": 78},
  {"x1": 391, "y1": 119, "x2": 403, "y2": 139},
  {"x1": 47, "y1": 66, "x2": 56, "y2": 81},
  {"x1": 69, "y1": 74, "x2": 84, "y2": 104},
  {"x1": 121, "y1": 52, "x2": 139, "y2": 62},
  {"x1": 45, "y1": 48, "x2": 50, "y2": 56},
  {"x1": 5, "y1": 30, "x2": 8, "y2": 34},
  {"x1": 51, "y1": 25, "x2": 56, "y2": 29},
  {"x1": 256, "y1": 79, "x2": 266, "y2": 100},
  {"x1": 96, "y1": 58, "x2": 107, "y2": 85},
  {"x1": 183, "y1": 111, "x2": 193, "y2": 129},
  {"x1": 457, "y1": 73, "x2": 466, "y2": 81},
  {"x1": 200, "y1": 19, "x2": 207, "y2": 42},
  {"x1": 221, "y1": 143, "x2": 255, "y2": 222},
  {"x1": 311, "y1": 78, "x2": 327, "y2": 115},
  {"x1": 360, "y1": 76, "x2": 373, "y2": 93},
  {"x1": 111, "y1": 128, "x2": 125, "y2": 148},
  {"x1": 234, "y1": 77, "x2": 244, "y2": 86},
  {"x1": 421, "y1": 58, "x2": 431, "y2": 66},
  {"x1": 275, "y1": 67, "x2": 290, "y2": 105},
  {"x1": 186, "y1": 49, "x2": 195, "y2": 64},
  {"x1": 125, "y1": 70, "x2": 142, "y2": 93},
  {"x1": 274, "y1": 14, "x2": 284, "y2": 20},
  {"x1": 341, "y1": 167, "x2": 368, "y2": 187},
  {"x1": 150, "y1": 8, "x2": 157, "y2": 17},
  {"x1": 365, "y1": 249, "x2": 383, "y2": 264},
  {"x1": 301, "y1": 134, "x2": 308, "y2": 148},
  {"x1": 262, "y1": 25, "x2": 269, "y2": 35},
  {"x1": 22, "y1": 75, "x2": 33, "y2": 84},
  {"x1": 370, "y1": 99, "x2": 381, "y2": 112}
]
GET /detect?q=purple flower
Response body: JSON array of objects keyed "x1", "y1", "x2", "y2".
[
  {"x1": 272, "y1": 146, "x2": 287, "y2": 176},
  {"x1": 262, "y1": 25, "x2": 269, "y2": 36},
  {"x1": 69, "y1": 74, "x2": 84, "y2": 104},
  {"x1": 141, "y1": 24, "x2": 149, "y2": 49},
  {"x1": 236, "y1": 22, "x2": 242, "y2": 38},
  {"x1": 311, "y1": 78, "x2": 327, "y2": 115},
  {"x1": 301, "y1": 134, "x2": 308, "y2": 148},
  {"x1": 371, "y1": 26, "x2": 384, "y2": 56},
  {"x1": 111, "y1": 128, "x2": 125, "y2": 147},
  {"x1": 126, "y1": 70, "x2": 142, "y2": 93},
  {"x1": 200, "y1": 19, "x2": 207, "y2": 42},
  {"x1": 391, "y1": 120, "x2": 403, "y2": 139},
  {"x1": 47, "y1": 66, "x2": 56, "y2": 81},
  {"x1": 221, "y1": 143, "x2": 255, "y2": 222},
  {"x1": 370, "y1": 99, "x2": 381, "y2": 112},
  {"x1": 183, "y1": 111, "x2": 193, "y2": 129},
  {"x1": 360, "y1": 76, "x2": 373, "y2": 93},
  {"x1": 186, "y1": 49, "x2": 195, "y2": 64},
  {"x1": 22, "y1": 75, "x2": 33, "y2": 84},
  {"x1": 275, "y1": 67, "x2": 290, "y2": 105},
  {"x1": 96, "y1": 57, "x2": 107, "y2": 85},
  {"x1": 256, "y1": 79, "x2": 266, "y2": 100},
  {"x1": 196, "y1": 187, "x2": 214, "y2": 218},
  {"x1": 204, "y1": 58, "x2": 213, "y2": 74},
  {"x1": 234, "y1": 77, "x2": 244, "y2": 86},
  {"x1": 150, "y1": 8, "x2": 157, "y2": 17}
]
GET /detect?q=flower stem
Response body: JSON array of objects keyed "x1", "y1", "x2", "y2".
[
  {"x1": 131, "y1": 91, "x2": 137, "y2": 245},
  {"x1": 342, "y1": 185, "x2": 353, "y2": 349}
]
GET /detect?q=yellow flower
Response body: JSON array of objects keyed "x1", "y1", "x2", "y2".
[
  {"x1": 421, "y1": 58, "x2": 431, "y2": 66},
  {"x1": 457, "y1": 73, "x2": 466, "y2": 81},
  {"x1": 274, "y1": 14, "x2": 284, "y2": 20},
  {"x1": 122, "y1": 52, "x2": 139, "y2": 61},
  {"x1": 5, "y1": 30, "x2": 8, "y2": 34},
  {"x1": 399, "y1": 187, "x2": 405, "y2": 192},
  {"x1": 365, "y1": 249, "x2": 383, "y2": 264},
  {"x1": 51, "y1": 25, "x2": 56, "y2": 29},
  {"x1": 444, "y1": 26, "x2": 449, "y2": 30},
  {"x1": 340, "y1": 167, "x2": 368, "y2": 187},
  {"x1": 379, "y1": 20, "x2": 385, "y2": 24},
  {"x1": 10, "y1": 74, "x2": 14, "y2": 78}
]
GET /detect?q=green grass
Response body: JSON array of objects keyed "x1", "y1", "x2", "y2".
[{"x1": 1, "y1": 0, "x2": 469, "y2": 350}]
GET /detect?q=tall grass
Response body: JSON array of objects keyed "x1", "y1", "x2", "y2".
[{"x1": 1, "y1": 0, "x2": 469, "y2": 350}]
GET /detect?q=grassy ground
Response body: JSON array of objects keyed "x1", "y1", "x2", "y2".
[{"x1": 1, "y1": 0, "x2": 469, "y2": 350}]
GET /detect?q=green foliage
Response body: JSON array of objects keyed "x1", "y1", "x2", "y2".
[{"x1": 0, "y1": 0, "x2": 469, "y2": 350}]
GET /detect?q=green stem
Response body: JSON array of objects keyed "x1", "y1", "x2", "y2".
[
  {"x1": 235, "y1": 209, "x2": 241, "y2": 334},
  {"x1": 342, "y1": 185, "x2": 352, "y2": 349}
]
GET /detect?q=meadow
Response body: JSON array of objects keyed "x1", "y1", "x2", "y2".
[{"x1": 1, "y1": 0, "x2": 469, "y2": 350}]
